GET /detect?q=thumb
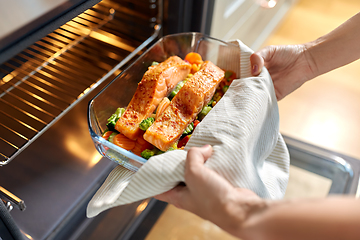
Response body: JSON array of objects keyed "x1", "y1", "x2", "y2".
[
  {"x1": 250, "y1": 52, "x2": 264, "y2": 76},
  {"x1": 186, "y1": 145, "x2": 213, "y2": 169}
]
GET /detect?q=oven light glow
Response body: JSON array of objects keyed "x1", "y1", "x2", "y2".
[
  {"x1": 267, "y1": 0, "x2": 277, "y2": 8},
  {"x1": 114, "y1": 69, "x2": 121, "y2": 76},
  {"x1": 89, "y1": 152, "x2": 103, "y2": 167},
  {"x1": 78, "y1": 87, "x2": 91, "y2": 99},
  {"x1": 83, "y1": 87, "x2": 90, "y2": 94},
  {"x1": 21, "y1": 231, "x2": 33, "y2": 240},
  {"x1": 108, "y1": 52, "x2": 118, "y2": 59},
  {"x1": 2, "y1": 74, "x2": 13, "y2": 83},
  {"x1": 65, "y1": 134, "x2": 102, "y2": 168},
  {"x1": 255, "y1": 0, "x2": 277, "y2": 9},
  {"x1": 89, "y1": 31, "x2": 135, "y2": 52},
  {"x1": 135, "y1": 200, "x2": 149, "y2": 215}
]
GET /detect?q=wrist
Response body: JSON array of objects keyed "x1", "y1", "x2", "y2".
[
  {"x1": 221, "y1": 189, "x2": 268, "y2": 237},
  {"x1": 302, "y1": 41, "x2": 320, "y2": 81}
]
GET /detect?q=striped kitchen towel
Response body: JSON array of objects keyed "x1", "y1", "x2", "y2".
[{"x1": 87, "y1": 40, "x2": 290, "y2": 218}]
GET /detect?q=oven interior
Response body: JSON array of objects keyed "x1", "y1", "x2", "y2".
[
  {"x1": 0, "y1": 0, "x2": 162, "y2": 166},
  {"x1": 0, "y1": 0, "x2": 166, "y2": 239}
]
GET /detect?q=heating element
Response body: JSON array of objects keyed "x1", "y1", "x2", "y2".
[{"x1": 0, "y1": 0, "x2": 162, "y2": 165}]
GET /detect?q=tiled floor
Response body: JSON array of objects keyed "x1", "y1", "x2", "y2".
[{"x1": 146, "y1": 0, "x2": 360, "y2": 239}]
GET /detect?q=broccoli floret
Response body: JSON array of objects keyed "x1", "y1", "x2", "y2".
[
  {"x1": 108, "y1": 132, "x2": 118, "y2": 143},
  {"x1": 106, "y1": 107, "x2": 125, "y2": 131},
  {"x1": 167, "y1": 142, "x2": 178, "y2": 151},
  {"x1": 183, "y1": 122, "x2": 194, "y2": 135},
  {"x1": 141, "y1": 144, "x2": 177, "y2": 159},
  {"x1": 141, "y1": 149, "x2": 157, "y2": 159},
  {"x1": 224, "y1": 70, "x2": 233, "y2": 79},
  {"x1": 139, "y1": 117, "x2": 155, "y2": 131},
  {"x1": 207, "y1": 99, "x2": 214, "y2": 107},
  {"x1": 198, "y1": 106, "x2": 212, "y2": 121},
  {"x1": 169, "y1": 81, "x2": 185, "y2": 99},
  {"x1": 156, "y1": 149, "x2": 165, "y2": 155},
  {"x1": 222, "y1": 85, "x2": 229, "y2": 93},
  {"x1": 166, "y1": 147, "x2": 175, "y2": 152}
]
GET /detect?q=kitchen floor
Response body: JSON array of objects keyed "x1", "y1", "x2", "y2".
[{"x1": 145, "y1": 0, "x2": 360, "y2": 239}]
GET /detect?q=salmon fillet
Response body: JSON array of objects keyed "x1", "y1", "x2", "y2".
[
  {"x1": 144, "y1": 61, "x2": 225, "y2": 151},
  {"x1": 116, "y1": 56, "x2": 191, "y2": 140}
]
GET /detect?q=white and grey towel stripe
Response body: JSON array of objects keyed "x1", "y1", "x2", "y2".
[{"x1": 87, "y1": 40, "x2": 290, "y2": 218}]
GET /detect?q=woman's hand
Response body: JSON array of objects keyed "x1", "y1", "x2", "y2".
[
  {"x1": 250, "y1": 44, "x2": 316, "y2": 100},
  {"x1": 155, "y1": 145, "x2": 264, "y2": 236}
]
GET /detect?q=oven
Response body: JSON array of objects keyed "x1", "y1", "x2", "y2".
[
  {"x1": 0, "y1": 1, "x2": 169, "y2": 239},
  {"x1": 1, "y1": 0, "x2": 359, "y2": 239}
]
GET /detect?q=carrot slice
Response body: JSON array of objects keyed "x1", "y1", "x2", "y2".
[
  {"x1": 113, "y1": 134, "x2": 136, "y2": 150},
  {"x1": 136, "y1": 135, "x2": 153, "y2": 149},
  {"x1": 185, "y1": 52, "x2": 203, "y2": 65},
  {"x1": 102, "y1": 131, "x2": 114, "y2": 140},
  {"x1": 132, "y1": 135, "x2": 153, "y2": 156},
  {"x1": 131, "y1": 147, "x2": 143, "y2": 156},
  {"x1": 136, "y1": 135, "x2": 148, "y2": 145},
  {"x1": 156, "y1": 97, "x2": 171, "y2": 119}
]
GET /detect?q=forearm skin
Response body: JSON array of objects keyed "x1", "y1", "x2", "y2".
[
  {"x1": 233, "y1": 196, "x2": 360, "y2": 240},
  {"x1": 305, "y1": 12, "x2": 360, "y2": 80}
]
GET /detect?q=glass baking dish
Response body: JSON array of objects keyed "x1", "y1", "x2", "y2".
[{"x1": 87, "y1": 32, "x2": 239, "y2": 172}]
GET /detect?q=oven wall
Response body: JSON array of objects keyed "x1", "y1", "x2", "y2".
[
  {"x1": 162, "y1": 0, "x2": 215, "y2": 35},
  {"x1": 0, "y1": 0, "x2": 102, "y2": 65}
]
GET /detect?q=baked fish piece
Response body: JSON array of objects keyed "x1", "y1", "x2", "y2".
[
  {"x1": 144, "y1": 61, "x2": 225, "y2": 151},
  {"x1": 116, "y1": 56, "x2": 191, "y2": 140}
]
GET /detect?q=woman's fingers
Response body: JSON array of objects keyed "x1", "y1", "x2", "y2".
[
  {"x1": 184, "y1": 145, "x2": 213, "y2": 187},
  {"x1": 185, "y1": 145, "x2": 212, "y2": 171},
  {"x1": 154, "y1": 184, "x2": 189, "y2": 209},
  {"x1": 154, "y1": 145, "x2": 213, "y2": 209}
]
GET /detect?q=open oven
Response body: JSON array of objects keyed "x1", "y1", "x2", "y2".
[
  {"x1": 0, "y1": 0, "x2": 359, "y2": 239},
  {"x1": 0, "y1": 0, "x2": 220, "y2": 239},
  {"x1": 0, "y1": 1, "x2": 167, "y2": 239}
]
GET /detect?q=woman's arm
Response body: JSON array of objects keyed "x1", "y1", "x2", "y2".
[
  {"x1": 251, "y1": 11, "x2": 360, "y2": 100},
  {"x1": 306, "y1": 11, "x2": 360, "y2": 77},
  {"x1": 156, "y1": 146, "x2": 360, "y2": 240},
  {"x1": 240, "y1": 196, "x2": 360, "y2": 240}
]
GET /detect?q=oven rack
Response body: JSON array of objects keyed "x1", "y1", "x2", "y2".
[{"x1": 0, "y1": 0, "x2": 162, "y2": 165}]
